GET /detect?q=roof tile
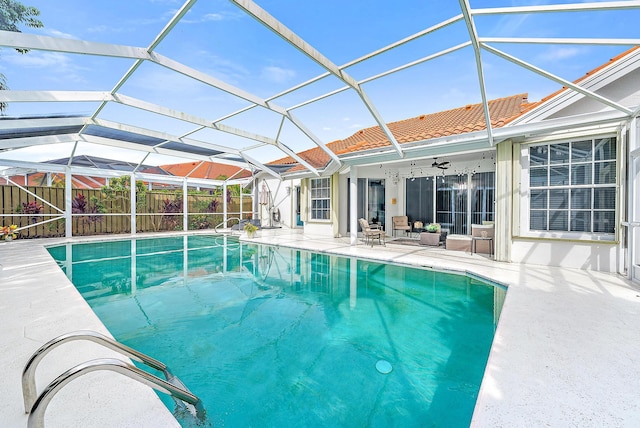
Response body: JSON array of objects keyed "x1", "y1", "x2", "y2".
[{"x1": 269, "y1": 93, "x2": 529, "y2": 172}]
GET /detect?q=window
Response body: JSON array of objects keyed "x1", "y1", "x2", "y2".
[
  {"x1": 310, "y1": 177, "x2": 331, "y2": 220},
  {"x1": 527, "y1": 137, "x2": 616, "y2": 237}
]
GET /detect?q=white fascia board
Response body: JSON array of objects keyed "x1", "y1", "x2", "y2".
[
  {"x1": 0, "y1": 116, "x2": 88, "y2": 129},
  {"x1": 0, "y1": 30, "x2": 150, "y2": 59},
  {"x1": 342, "y1": 140, "x2": 493, "y2": 167},
  {"x1": 499, "y1": 109, "x2": 629, "y2": 140},
  {"x1": 0, "y1": 90, "x2": 111, "y2": 103},
  {"x1": 0, "y1": 134, "x2": 77, "y2": 150},
  {"x1": 280, "y1": 170, "x2": 321, "y2": 181},
  {"x1": 322, "y1": 159, "x2": 343, "y2": 176}
]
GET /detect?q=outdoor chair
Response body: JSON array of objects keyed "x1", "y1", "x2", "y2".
[
  {"x1": 391, "y1": 216, "x2": 412, "y2": 237},
  {"x1": 359, "y1": 218, "x2": 385, "y2": 247}
]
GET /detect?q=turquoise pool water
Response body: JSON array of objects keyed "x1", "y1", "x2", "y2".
[{"x1": 48, "y1": 235, "x2": 504, "y2": 427}]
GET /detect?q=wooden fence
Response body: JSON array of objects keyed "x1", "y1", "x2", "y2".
[{"x1": 0, "y1": 185, "x2": 253, "y2": 239}]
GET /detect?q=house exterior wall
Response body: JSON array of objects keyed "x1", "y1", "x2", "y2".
[
  {"x1": 507, "y1": 128, "x2": 622, "y2": 273},
  {"x1": 257, "y1": 178, "x2": 300, "y2": 229},
  {"x1": 511, "y1": 239, "x2": 619, "y2": 271},
  {"x1": 301, "y1": 174, "x2": 338, "y2": 238}
]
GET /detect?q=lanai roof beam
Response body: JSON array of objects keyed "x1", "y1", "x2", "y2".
[
  {"x1": 459, "y1": 0, "x2": 494, "y2": 146},
  {"x1": 471, "y1": 1, "x2": 640, "y2": 15},
  {"x1": 482, "y1": 44, "x2": 634, "y2": 116},
  {"x1": 230, "y1": 0, "x2": 404, "y2": 158}
]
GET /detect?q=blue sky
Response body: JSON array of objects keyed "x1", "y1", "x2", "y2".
[{"x1": 1, "y1": 0, "x2": 638, "y2": 165}]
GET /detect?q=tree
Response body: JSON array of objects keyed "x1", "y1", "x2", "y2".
[{"x1": 0, "y1": 0, "x2": 43, "y2": 112}]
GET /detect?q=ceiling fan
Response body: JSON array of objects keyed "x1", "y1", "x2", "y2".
[{"x1": 431, "y1": 158, "x2": 450, "y2": 170}]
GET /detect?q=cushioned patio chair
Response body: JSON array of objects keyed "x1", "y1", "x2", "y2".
[
  {"x1": 391, "y1": 216, "x2": 412, "y2": 237},
  {"x1": 359, "y1": 218, "x2": 385, "y2": 247}
]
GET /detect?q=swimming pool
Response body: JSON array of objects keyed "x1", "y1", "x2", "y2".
[{"x1": 47, "y1": 235, "x2": 504, "y2": 427}]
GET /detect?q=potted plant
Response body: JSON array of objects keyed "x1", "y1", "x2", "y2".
[
  {"x1": 1, "y1": 225, "x2": 18, "y2": 241},
  {"x1": 244, "y1": 222, "x2": 258, "y2": 238},
  {"x1": 426, "y1": 223, "x2": 441, "y2": 233}
]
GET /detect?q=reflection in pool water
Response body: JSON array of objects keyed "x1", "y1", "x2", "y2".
[{"x1": 48, "y1": 235, "x2": 505, "y2": 427}]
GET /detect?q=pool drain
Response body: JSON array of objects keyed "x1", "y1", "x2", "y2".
[{"x1": 376, "y1": 360, "x2": 392, "y2": 374}]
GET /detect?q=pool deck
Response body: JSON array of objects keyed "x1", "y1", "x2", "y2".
[{"x1": 2, "y1": 229, "x2": 640, "y2": 427}]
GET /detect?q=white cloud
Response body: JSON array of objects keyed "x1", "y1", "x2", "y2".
[
  {"x1": 6, "y1": 51, "x2": 69, "y2": 68},
  {"x1": 182, "y1": 12, "x2": 226, "y2": 24},
  {"x1": 86, "y1": 25, "x2": 129, "y2": 34},
  {"x1": 202, "y1": 13, "x2": 224, "y2": 22},
  {"x1": 197, "y1": 51, "x2": 250, "y2": 85},
  {"x1": 3, "y1": 51, "x2": 89, "y2": 84},
  {"x1": 129, "y1": 68, "x2": 204, "y2": 95},
  {"x1": 43, "y1": 29, "x2": 78, "y2": 39},
  {"x1": 261, "y1": 66, "x2": 296, "y2": 84},
  {"x1": 129, "y1": 9, "x2": 179, "y2": 26},
  {"x1": 536, "y1": 47, "x2": 584, "y2": 63}
]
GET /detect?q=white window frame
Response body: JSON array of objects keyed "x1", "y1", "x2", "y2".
[
  {"x1": 309, "y1": 177, "x2": 331, "y2": 222},
  {"x1": 519, "y1": 133, "x2": 618, "y2": 241}
]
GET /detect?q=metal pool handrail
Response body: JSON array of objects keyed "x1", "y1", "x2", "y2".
[
  {"x1": 27, "y1": 358, "x2": 204, "y2": 428},
  {"x1": 22, "y1": 330, "x2": 205, "y2": 427},
  {"x1": 22, "y1": 330, "x2": 168, "y2": 412}
]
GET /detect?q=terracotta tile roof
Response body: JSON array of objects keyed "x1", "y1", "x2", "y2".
[
  {"x1": 517, "y1": 46, "x2": 640, "y2": 117},
  {"x1": 160, "y1": 161, "x2": 252, "y2": 180},
  {"x1": 269, "y1": 93, "x2": 529, "y2": 172}
]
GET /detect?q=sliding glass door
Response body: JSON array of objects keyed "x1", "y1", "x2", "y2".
[
  {"x1": 406, "y1": 171, "x2": 494, "y2": 235},
  {"x1": 436, "y1": 175, "x2": 468, "y2": 234},
  {"x1": 347, "y1": 178, "x2": 386, "y2": 231},
  {"x1": 471, "y1": 172, "x2": 495, "y2": 225}
]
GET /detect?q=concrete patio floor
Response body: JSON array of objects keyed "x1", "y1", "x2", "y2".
[{"x1": 2, "y1": 229, "x2": 639, "y2": 427}]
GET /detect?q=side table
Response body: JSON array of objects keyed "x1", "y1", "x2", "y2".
[{"x1": 472, "y1": 236, "x2": 493, "y2": 257}]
